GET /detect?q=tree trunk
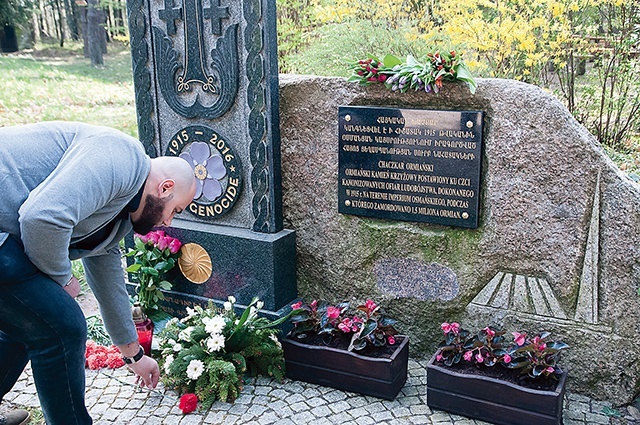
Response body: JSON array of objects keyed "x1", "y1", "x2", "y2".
[
  {"x1": 31, "y1": 9, "x2": 41, "y2": 44},
  {"x1": 38, "y1": 0, "x2": 51, "y2": 38},
  {"x1": 87, "y1": 0, "x2": 103, "y2": 65},
  {"x1": 80, "y1": 6, "x2": 88, "y2": 57},
  {"x1": 1, "y1": 25, "x2": 19, "y2": 53},
  {"x1": 63, "y1": 0, "x2": 80, "y2": 40},
  {"x1": 120, "y1": 0, "x2": 128, "y2": 38},
  {"x1": 53, "y1": 0, "x2": 65, "y2": 47}
]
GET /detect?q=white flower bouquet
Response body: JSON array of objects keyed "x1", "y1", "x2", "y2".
[{"x1": 158, "y1": 296, "x2": 289, "y2": 408}]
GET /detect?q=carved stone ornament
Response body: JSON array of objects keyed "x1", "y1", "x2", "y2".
[
  {"x1": 165, "y1": 124, "x2": 243, "y2": 220},
  {"x1": 178, "y1": 243, "x2": 212, "y2": 284}
]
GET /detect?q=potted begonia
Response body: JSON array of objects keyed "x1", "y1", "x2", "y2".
[
  {"x1": 283, "y1": 299, "x2": 409, "y2": 400},
  {"x1": 427, "y1": 322, "x2": 569, "y2": 425}
]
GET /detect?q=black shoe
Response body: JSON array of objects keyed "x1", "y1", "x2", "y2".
[{"x1": 0, "y1": 409, "x2": 29, "y2": 425}]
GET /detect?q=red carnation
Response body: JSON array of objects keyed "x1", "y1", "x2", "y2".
[
  {"x1": 179, "y1": 393, "x2": 198, "y2": 414},
  {"x1": 106, "y1": 352, "x2": 125, "y2": 369}
]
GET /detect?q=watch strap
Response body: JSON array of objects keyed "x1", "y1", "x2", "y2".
[{"x1": 122, "y1": 346, "x2": 144, "y2": 365}]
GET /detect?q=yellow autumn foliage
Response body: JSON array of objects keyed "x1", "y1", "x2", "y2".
[{"x1": 301, "y1": 0, "x2": 625, "y2": 82}]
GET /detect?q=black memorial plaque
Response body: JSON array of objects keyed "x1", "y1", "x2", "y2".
[{"x1": 338, "y1": 106, "x2": 483, "y2": 228}]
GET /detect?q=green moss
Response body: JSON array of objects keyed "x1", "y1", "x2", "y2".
[{"x1": 358, "y1": 218, "x2": 483, "y2": 268}]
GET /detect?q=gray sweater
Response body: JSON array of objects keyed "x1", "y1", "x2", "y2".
[{"x1": 0, "y1": 121, "x2": 151, "y2": 345}]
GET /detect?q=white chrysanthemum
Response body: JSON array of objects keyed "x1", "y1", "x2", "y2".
[
  {"x1": 164, "y1": 355, "x2": 174, "y2": 374},
  {"x1": 173, "y1": 343, "x2": 182, "y2": 352},
  {"x1": 223, "y1": 301, "x2": 232, "y2": 311},
  {"x1": 228, "y1": 296, "x2": 236, "y2": 304},
  {"x1": 167, "y1": 318, "x2": 179, "y2": 326},
  {"x1": 206, "y1": 334, "x2": 225, "y2": 352},
  {"x1": 186, "y1": 359, "x2": 204, "y2": 380},
  {"x1": 181, "y1": 307, "x2": 197, "y2": 323},
  {"x1": 256, "y1": 300, "x2": 264, "y2": 310},
  {"x1": 179, "y1": 326, "x2": 194, "y2": 341},
  {"x1": 203, "y1": 316, "x2": 225, "y2": 335}
]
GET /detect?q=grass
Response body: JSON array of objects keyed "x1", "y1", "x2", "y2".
[{"x1": 0, "y1": 39, "x2": 138, "y2": 137}]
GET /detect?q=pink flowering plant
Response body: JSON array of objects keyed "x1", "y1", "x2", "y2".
[
  {"x1": 125, "y1": 230, "x2": 182, "y2": 310},
  {"x1": 436, "y1": 322, "x2": 569, "y2": 381},
  {"x1": 348, "y1": 51, "x2": 477, "y2": 94},
  {"x1": 503, "y1": 331, "x2": 570, "y2": 379},
  {"x1": 288, "y1": 298, "x2": 399, "y2": 354}
]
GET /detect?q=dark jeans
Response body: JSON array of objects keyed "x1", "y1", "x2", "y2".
[{"x1": 0, "y1": 236, "x2": 91, "y2": 424}]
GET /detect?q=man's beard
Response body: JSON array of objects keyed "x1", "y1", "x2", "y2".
[{"x1": 131, "y1": 194, "x2": 167, "y2": 235}]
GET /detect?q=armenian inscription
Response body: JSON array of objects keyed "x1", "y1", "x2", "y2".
[{"x1": 338, "y1": 106, "x2": 483, "y2": 228}]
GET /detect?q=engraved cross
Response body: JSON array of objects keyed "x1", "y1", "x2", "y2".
[
  {"x1": 203, "y1": 0, "x2": 229, "y2": 36},
  {"x1": 158, "y1": 0, "x2": 182, "y2": 36}
]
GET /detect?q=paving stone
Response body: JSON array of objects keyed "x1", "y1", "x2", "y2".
[
  {"x1": 585, "y1": 412, "x2": 614, "y2": 424},
  {"x1": 565, "y1": 409, "x2": 587, "y2": 421},
  {"x1": 221, "y1": 414, "x2": 241, "y2": 424},
  {"x1": 268, "y1": 388, "x2": 289, "y2": 400},
  {"x1": 290, "y1": 400, "x2": 311, "y2": 412},
  {"x1": 234, "y1": 393, "x2": 254, "y2": 405},
  {"x1": 328, "y1": 399, "x2": 351, "y2": 414},
  {"x1": 411, "y1": 404, "x2": 432, "y2": 415},
  {"x1": 355, "y1": 416, "x2": 376, "y2": 425},
  {"x1": 306, "y1": 396, "x2": 327, "y2": 408},
  {"x1": 323, "y1": 390, "x2": 348, "y2": 403},
  {"x1": 398, "y1": 395, "x2": 422, "y2": 406},
  {"x1": 310, "y1": 404, "x2": 332, "y2": 417},
  {"x1": 373, "y1": 411, "x2": 395, "y2": 422},
  {"x1": 569, "y1": 393, "x2": 593, "y2": 403},
  {"x1": 349, "y1": 406, "x2": 372, "y2": 418},
  {"x1": 284, "y1": 393, "x2": 305, "y2": 404},
  {"x1": 392, "y1": 406, "x2": 413, "y2": 418},
  {"x1": 430, "y1": 411, "x2": 455, "y2": 422},
  {"x1": 289, "y1": 410, "x2": 317, "y2": 423},
  {"x1": 5, "y1": 358, "x2": 626, "y2": 424},
  {"x1": 180, "y1": 413, "x2": 206, "y2": 424}
]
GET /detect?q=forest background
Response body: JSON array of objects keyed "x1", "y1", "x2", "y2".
[{"x1": 0, "y1": 0, "x2": 639, "y2": 177}]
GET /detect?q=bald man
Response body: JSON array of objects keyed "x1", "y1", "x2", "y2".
[{"x1": 0, "y1": 121, "x2": 196, "y2": 425}]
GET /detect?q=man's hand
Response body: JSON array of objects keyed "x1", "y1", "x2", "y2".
[
  {"x1": 64, "y1": 276, "x2": 81, "y2": 298},
  {"x1": 129, "y1": 356, "x2": 160, "y2": 388}
]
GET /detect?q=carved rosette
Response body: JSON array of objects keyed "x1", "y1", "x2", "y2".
[{"x1": 178, "y1": 243, "x2": 212, "y2": 284}]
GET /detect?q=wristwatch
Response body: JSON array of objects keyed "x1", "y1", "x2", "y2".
[{"x1": 122, "y1": 346, "x2": 145, "y2": 365}]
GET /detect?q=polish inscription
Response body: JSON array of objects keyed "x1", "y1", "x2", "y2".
[{"x1": 338, "y1": 106, "x2": 483, "y2": 228}]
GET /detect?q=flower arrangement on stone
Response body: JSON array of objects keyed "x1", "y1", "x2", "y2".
[
  {"x1": 158, "y1": 297, "x2": 290, "y2": 410},
  {"x1": 436, "y1": 322, "x2": 569, "y2": 382},
  {"x1": 348, "y1": 51, "x2": 477, "y2": 94},
  {"x1": 85, "y1": 341, "x2": 125, "y2": 370},
  {"x1": 125, "y1": 230, "x2": 182, "y2": 311},
  {"x1": 288, "y1": 298, "x2": 400, "y2": 354}
]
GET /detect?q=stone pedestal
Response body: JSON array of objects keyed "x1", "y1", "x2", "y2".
[{"x1": 126, "y1": 218, "x2": 296, "y2": 316}]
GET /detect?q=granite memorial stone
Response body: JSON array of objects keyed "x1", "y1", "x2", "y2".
[{"x1": 125, "y1": 0, "x2": 296, "y2": 313}]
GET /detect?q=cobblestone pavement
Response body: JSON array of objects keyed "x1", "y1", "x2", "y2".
[{"x1": 3, "y1": 358, "x2": 639, "y2": 425}]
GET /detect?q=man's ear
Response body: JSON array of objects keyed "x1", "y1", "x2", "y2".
[{"x1": 159, "y1": 179, "x2": 175, "y2": 197}]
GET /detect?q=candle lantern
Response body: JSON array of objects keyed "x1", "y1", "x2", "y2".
[{"x1": 132, "y1": 302, "x2": 154, "y2": 356}]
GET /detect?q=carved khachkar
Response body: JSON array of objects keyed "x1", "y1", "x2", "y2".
[
  {"x1": 126, "y1": 0, "x2": 283, "y2": 233},
  {"x1": 125, "y1": 0, "x2": 295, "y2": 312}
]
